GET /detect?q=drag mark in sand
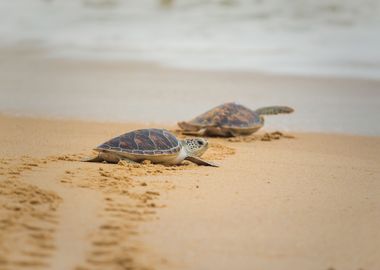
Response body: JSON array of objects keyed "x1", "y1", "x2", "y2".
[
  {"x1": 0, "y1": 178, "x2": 61, "y2": 270},
  {"x1": 61, "y1": 164, "x2": 167, "y2": 270},
  {"x1": 20, "y1": 161, "x2": 104, "y2": 270},
  {"x1": 0, "y1": 156, "x2": 102, "y2": 270}
]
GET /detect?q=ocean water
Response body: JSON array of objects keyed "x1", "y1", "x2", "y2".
[{"x1": 1, "y1": 0, "x2": 380, "y2": 79}]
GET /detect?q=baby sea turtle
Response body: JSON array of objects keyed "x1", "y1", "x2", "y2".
[
  {"x1": 84, "y1": 128, "x2": 217, "y2": 167},
  {"x1": 178, "y1": 102, "x2": 294, "y2": 137}
]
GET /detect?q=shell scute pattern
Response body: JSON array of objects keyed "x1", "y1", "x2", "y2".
[
  {"x1": 97, "y1": 129, "x2": 181, "y2": 155},
  {"x1": 191, "y1": 103, "x2": 260, "y2": 128},
  {"x1": 134, "y1": 132, "x2": 156, "y2": 150}
]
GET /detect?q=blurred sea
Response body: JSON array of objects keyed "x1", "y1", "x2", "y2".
[{"x1": 1, "y1": 0, "x2": 380, "y2": 79}]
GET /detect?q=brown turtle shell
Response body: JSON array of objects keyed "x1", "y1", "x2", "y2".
[
  {"x1": 96, "y1": 129, "x2": 181, "y2": 155},
  {"x1": 189, "y1": 103, "x2": 261, "y2": 128}
]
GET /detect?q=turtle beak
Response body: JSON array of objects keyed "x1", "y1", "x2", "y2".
[
  {"x1": 198, "y1": 139, "x2": 208, "y2": 148},
  {"x1": 204, "y1": 140, "x2": 209, "y2": 149}
]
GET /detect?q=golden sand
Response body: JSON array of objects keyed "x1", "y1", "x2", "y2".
[{"x1": 0, "y1": 114, "x2": 379, "y2": 270}]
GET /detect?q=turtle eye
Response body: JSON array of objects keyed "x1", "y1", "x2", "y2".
[{"x1": 197, "y1": 140, "x2": 204, "y2": 145}]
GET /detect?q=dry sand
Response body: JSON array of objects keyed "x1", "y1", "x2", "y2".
[{"x1": 0, "y1": 114, "x2": 379, "y2": 270}]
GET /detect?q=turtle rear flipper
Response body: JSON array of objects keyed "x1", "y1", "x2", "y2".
[
  {"x1": 185, "y1": 156, "x2": 219, "y2": 167},
  {"x1": 181, "y1": 128, "x2": 207, "y2": 136},
  {"x1": 178, "y1": 121, "x2": 200, "y2": 131},
  {"x1": 82, "y1": 152, "x2": 128, "y2": 164},
  {"x1": 82, "y1": 154, "x2": 104, "y2": 162},
  {"x1": 255, "y1": 106, "x2": 294, "y2": 115}
]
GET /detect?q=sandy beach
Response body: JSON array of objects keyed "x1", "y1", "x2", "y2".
[{"x1": 1, "y1": 113, "x2": 379, "y2": 270}]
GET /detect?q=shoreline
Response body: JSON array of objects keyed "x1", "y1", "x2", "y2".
[
  {"x1": 2, "y1": 44, "x2": 380, "y2": 82},
  {"x1": 1, "y1": 46, "x2": 380, "y2": 136},
  {"x1": 2, "y1": 111, "x2": 380, "y2": 139},
  {"x1": 1, "y1": 114, "x2": 380, "y2": 270}
]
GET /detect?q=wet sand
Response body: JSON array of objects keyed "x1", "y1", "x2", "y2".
[
  {"x1": 0, "y1": 114, "x2": 379, "y2": 270},
  {"x1": 1, "y1": 46, "x2": 380, "y2": 135}
]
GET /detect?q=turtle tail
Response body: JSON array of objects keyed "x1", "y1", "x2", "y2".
[{"x1": 255, "y1": 106, "x2": 294, "y2": 115}]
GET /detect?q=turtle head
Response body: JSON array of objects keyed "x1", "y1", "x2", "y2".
[{"x1": 181, "y1": 138, "x2": 208, "y2": 157}]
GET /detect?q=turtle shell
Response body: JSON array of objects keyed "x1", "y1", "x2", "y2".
[
  {"x1": 190, "y1": 103, "x2": 261, "y2": 128},
  {"x1": 96, "y1": 128, "x2": 181, "y2": 155}
]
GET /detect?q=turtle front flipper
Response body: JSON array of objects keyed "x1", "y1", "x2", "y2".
[
  {"x1": 255, "y1": 106, "x2": 294, "y2": 115},
  {"x1": 185, "y1": 156, "x2": 219, "y2": 167}
]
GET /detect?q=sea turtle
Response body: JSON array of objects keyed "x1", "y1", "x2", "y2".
[
  {"x1": 178, "y1": 102, "x2": 294, "y2": 137},
  {"x1": 83, "y1": 128, "x2": 217, "y2": 167}
]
